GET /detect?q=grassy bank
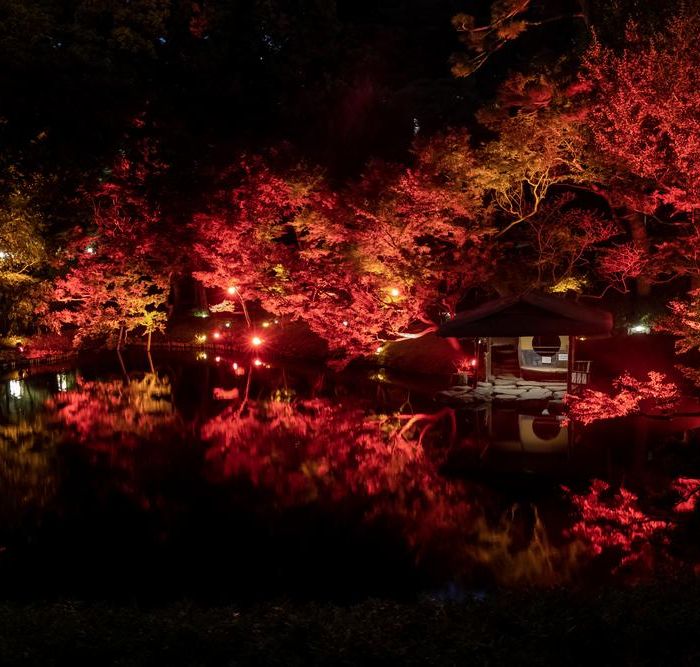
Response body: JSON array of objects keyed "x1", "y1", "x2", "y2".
[{"x1": 2, "y1": 583, "x2": 700, "y2": 666}]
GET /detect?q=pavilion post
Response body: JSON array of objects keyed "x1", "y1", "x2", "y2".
[
  {"x1": 567, "y1": 335, "x2": 575, "y2": 394},
  {"x1": 485, "y1": 337, "x2": 492, "y2": 381}
]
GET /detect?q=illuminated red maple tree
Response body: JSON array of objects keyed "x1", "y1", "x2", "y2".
[
  {"x1": 566, "y1": 371, "x2": 679, "y2": 425},
  {"x1": 193, "y1": 153, "x2": 491, "y2": 362},
  {"x1": 51, "y1": 144, "x2": 171, "y2": 347},
  {"x1": 582, "y1": 12, "x2": 700, "y2": 213}
]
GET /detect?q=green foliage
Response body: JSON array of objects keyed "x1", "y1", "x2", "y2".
[{"x1": 0, "y1": 172, "x2": 50, "y2": 335}]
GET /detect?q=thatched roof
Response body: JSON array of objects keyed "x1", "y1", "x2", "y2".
[{"x1": 437, "y1": 292, "x2": 613, "y2": 338}]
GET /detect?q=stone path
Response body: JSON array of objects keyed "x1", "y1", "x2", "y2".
[{"x1": 437, "y1": 374, "x2": 567, "y2": 404}]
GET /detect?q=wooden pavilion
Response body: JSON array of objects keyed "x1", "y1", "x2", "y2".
[{"x1": 437, "y1": 292, "x2": 613, "y2": 392}]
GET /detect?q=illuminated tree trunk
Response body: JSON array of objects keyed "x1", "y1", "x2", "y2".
[
  {"x1": 624, "y1": 210, "x2": 652, "y2": 297},
  {"x1": 194, "y1": 279, "x2": 208, "y2": 311}
]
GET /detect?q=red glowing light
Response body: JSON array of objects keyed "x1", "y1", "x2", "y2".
[
  {"x1": 251, "y1": 336, "x2": 263, "y2": 347},
  {"x1": 227, "y1": 286, "x2": 237, "y2": 295},
  {"x1": 213, "y1": 331, "x2": 221, "y2": 339},
  {"x1": 254, "y1": 358, "x2": 263, "y2": 367}
]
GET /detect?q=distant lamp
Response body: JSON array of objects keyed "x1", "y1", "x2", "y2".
[
  {"x1": 254, "y1": 358, "x2": 263, "y2": 367},
  {"x1": 85, "y1": 245, "x2": 95, "y2": 255},
  {"x1": 261, "y1": 321, "x2": 270, "y2": 328},
  {"x1": 251, "y1": 336, "x2": 263, "y2": 347},
  {"x1": 375, "y1": 346, "x2": 383, "y2": 354},
  {"x1": 342, "y1": 320, "x2": 348, "y2": 327},
  {"x1": 389, "y1": 287, "x2": 400, "y2": 298},
  {"x1": 628, "y1": 323, "x2": 651, "y2": 335},
  {"x1": 213, "y1": 331, "x2": 221, "y2": 339},
  {"x1": 8, "y1": 379, "x2": 23, "y2": 399},
  {"x1": 227, "y1": 286, "x2": 237, "y2": 295}
]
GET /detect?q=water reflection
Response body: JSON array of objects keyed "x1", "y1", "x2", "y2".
[{"x1": 0, "y1": 352, "x2": 699, "y2": 600}]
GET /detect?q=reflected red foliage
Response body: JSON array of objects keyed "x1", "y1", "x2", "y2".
[
  {"x1": 565, "y1": 480, "x2": 669, "y2": 573},
  {"x1": 203, "y1": 396, "x2": 587, "y2": 585}
]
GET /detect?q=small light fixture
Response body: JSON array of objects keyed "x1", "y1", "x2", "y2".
[
  {"x1": 227, "y1": 286, "x2": 237, "y2": 295},
  {"x1": 389, "y1": 287, "x2": 400, "y2": 297},
  {"x1": 251, "y1": 336, "x2": 263, "y2": 347},
  {"x1": 628, "y1": 323, "x2": 651, "y2": 335},
  {"x1": 9, "y1": 379, "x2": 23, "y2": 399}
]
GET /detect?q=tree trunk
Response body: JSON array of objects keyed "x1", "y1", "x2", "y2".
[
  {"x1": 195, "y1": 280, "x2": 208, "y2": 311},
  {"x1": 625, "y1": 210, "x2": 652, "y2": 297}
]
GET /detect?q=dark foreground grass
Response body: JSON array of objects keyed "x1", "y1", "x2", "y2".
[{"x1": 2, "y1": 583, "x2": 700, "y2": 666}]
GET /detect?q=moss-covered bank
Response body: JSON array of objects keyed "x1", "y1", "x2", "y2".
[{"x1": 2, "y1": 582, "x2": 700, "y2": 666}]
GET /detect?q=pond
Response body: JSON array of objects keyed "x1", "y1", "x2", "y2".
[{"x1": 1, "y1": 350, "x2": 700, "y2": 603}]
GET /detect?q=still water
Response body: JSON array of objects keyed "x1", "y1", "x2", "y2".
[{"x1": 1, "y1": 351, "x2": 699, "y2": 602}]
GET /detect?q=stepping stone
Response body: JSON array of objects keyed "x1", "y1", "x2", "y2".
[
  {"x1": 515, "y1": 380, "x2": 547, "y2": 387},
  {"x1": 477, "y1": 381, "x2": 494, "y2": 388},
  {"x1": 517, "y1": 388, "x2": 552, "y2": 400},
  {"x1": 542, "y1": 383, "x2": 567, "y2": 390},
  {"x1": 492, "y1": 387, "x2": 525, "y2": 395},
  {"x1": 494, "y1": 394, "x2": 518, "y2": 401}
]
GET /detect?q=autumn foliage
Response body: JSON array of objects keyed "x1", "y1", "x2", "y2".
[{"x1": 566, "y1": 371, "x2": 679, "y2": 425}]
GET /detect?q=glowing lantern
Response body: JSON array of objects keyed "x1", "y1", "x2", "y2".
[
  {"x1": 213, "y1": 331, "x2": 221, "y2": 340},
  {"x1": 232, "y1": 362, "x2": 238, "y2": 370},
  {"x1": 215, "y1": 356, "x2": 221, "y2": 363},
  {"x1": 375, "y1": 346, "x2": 383, "y2": 354},
  {"x1": 342, "y1": 320, "x2": 348, "y2": 327},
  {"x1": 628, "y1": 323, "x2": 651, "y2": 335},
  {"x1": 225, "y1": 322, "x2": 231, "y2": 328},
  {"x1": 251, "y1": 336, "x2": 263, "y2": 347},
  {"x1": 86, "y1": 245, "x2": 95, "y2": 255},
  {"x1": 9, "y1": 379, "x2": 23, "y2": 399},
  {"x1": 254, "y1": 358, "x2": 263, "y2": 367},
  {"x1": 227, "y1": 286, "x2": 237, "y2": 295},
  {"x1": 262, "y1": 321, "x2": 270, "y2": 328},
  {"x1": 389, "y1": 287, "x2": 400, "y2": 298}
]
